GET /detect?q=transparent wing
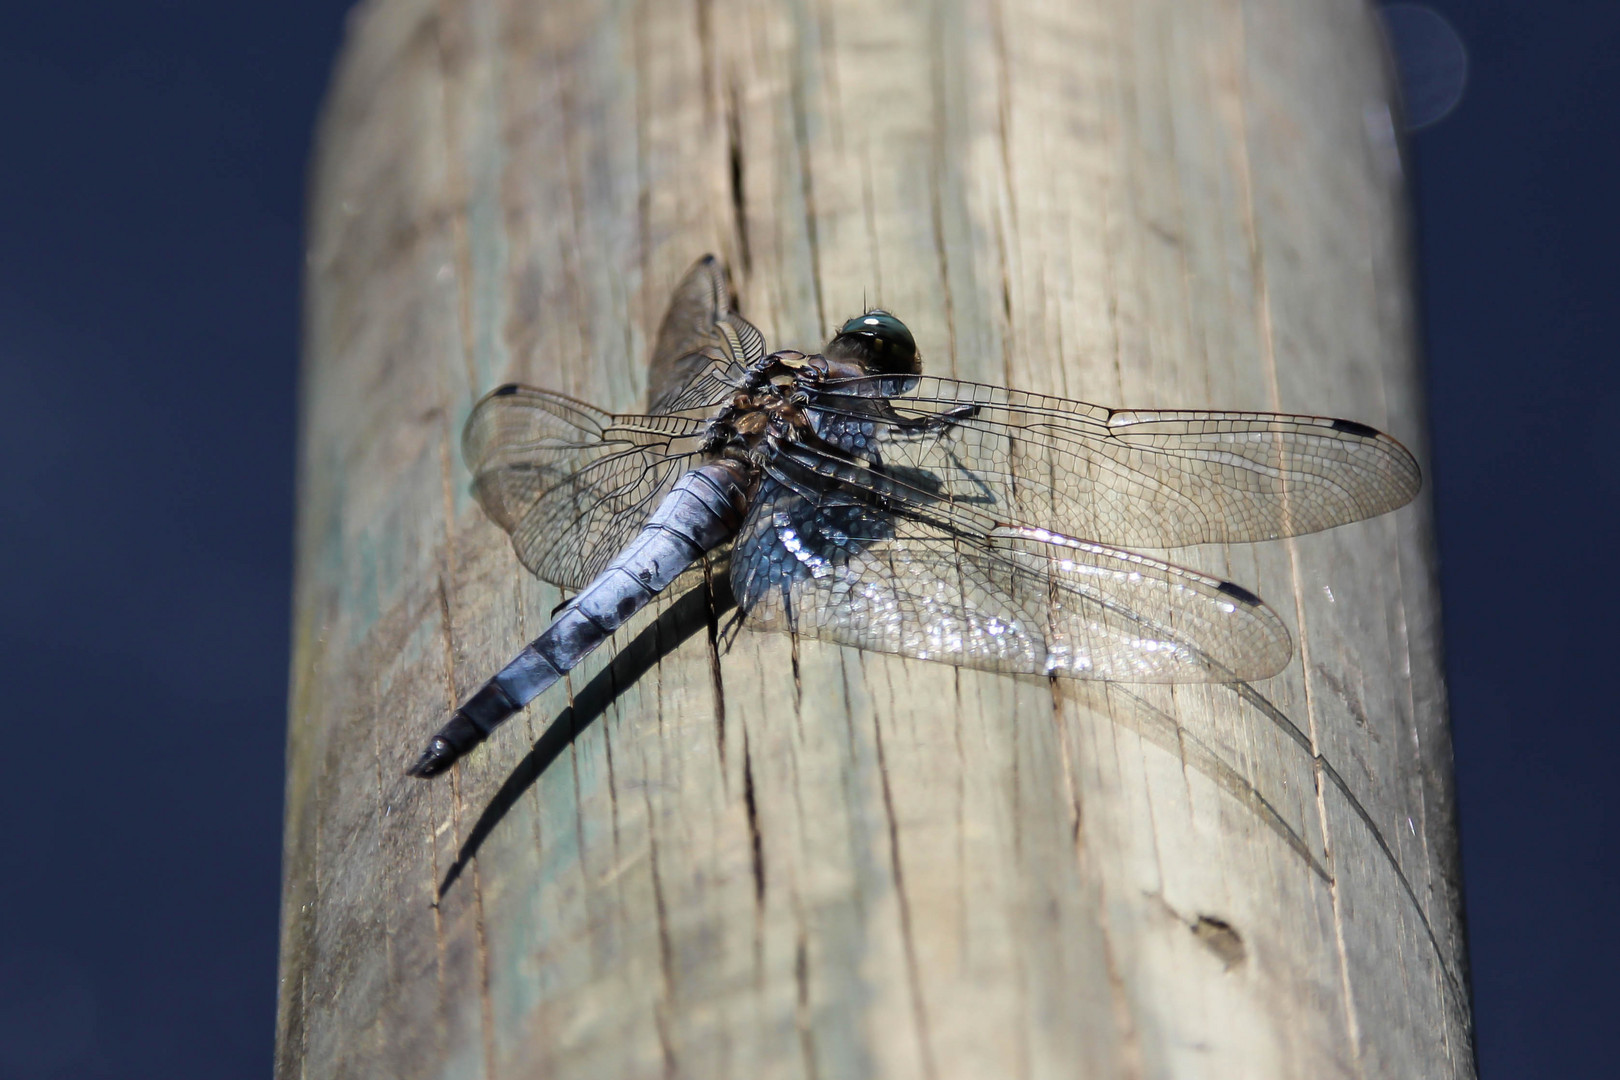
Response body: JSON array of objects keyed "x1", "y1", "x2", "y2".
[
  {"x1": 730, "y1": 460, "x2": 1293, "y2": 683},
  {"x1": 646, "y1": 254, "x2": 766, "y2": 413},
  {"x1": 804, "y1": 375, "x2": 1421, "y2": 548},
  {"x1": 463, "y1": 384, "x2": 709, "y2": 590}
]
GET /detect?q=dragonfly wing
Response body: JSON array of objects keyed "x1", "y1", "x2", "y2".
[
  {"x1": 806, "y1": 376, "x2": 1421, "y2": 547},
  {"x1": 463, "y1": 384, "x2": 708, "y2": 590},
  {"x1": 646, "y1": 254, "x2": 766, "y2": 413},
  {"x1": 729, "y1": 465, "x2": 1292, "y2": 683}
]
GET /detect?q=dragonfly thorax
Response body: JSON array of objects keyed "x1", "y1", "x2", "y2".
[{"x1": 704, "y1": 380, "x2": 817, "y2": 465}]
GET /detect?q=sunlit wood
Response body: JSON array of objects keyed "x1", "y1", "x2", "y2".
[{"x1": 278, "y1": 0, "x2": 1472, "y2": 1076}]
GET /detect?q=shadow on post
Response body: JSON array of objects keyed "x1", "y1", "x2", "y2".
[{"x1": 439, "y1": 573, "x2": 735, "y2": 898}]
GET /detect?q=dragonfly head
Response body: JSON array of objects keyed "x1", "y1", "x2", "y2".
[{"x1": 830, "y1": 310, "x2": 921, "y2": 376}]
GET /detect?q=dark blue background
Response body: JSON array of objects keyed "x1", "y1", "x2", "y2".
[{"x1": 0, "y1": 2, "x2": 1611, "y2": 1076}]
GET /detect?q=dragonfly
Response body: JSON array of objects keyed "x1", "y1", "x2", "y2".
[{"x1": 408, "y1": 255, "x2": 1420, "y2": 778}]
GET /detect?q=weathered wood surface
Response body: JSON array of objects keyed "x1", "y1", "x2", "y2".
[{"x1": 279, "y1": 0, "x2": 1472, "y2": 1076}]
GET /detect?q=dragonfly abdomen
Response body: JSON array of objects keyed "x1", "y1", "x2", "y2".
[{"x1": 408, "y1": 461, "x2": 752, "y2": 777}]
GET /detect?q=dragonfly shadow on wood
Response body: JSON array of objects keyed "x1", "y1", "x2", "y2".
[
  {"x1": 438, "y1": 574, "x2": 733, "y2": 898},
  {"x1": 434, "y1": 616, "x2": 1466, "y2": 1030},
  {"x1": 435, "y1": 579, "x2": 1296, "y2": 903},
  {"x1": 430, "y1": 582, "x2": 1467, "y2": 1026}
]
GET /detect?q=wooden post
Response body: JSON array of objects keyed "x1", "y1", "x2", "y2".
[{"x1": 278, "y1": 0, "x2": 1473, "y2": 1076}]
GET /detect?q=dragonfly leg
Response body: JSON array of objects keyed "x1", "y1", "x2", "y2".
[{"x1": 716, "y1": 605, "x2": 750, "y2": 651}]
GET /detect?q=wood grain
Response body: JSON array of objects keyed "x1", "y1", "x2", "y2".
[{"x1": 278, "y1": 0, "x2": 1473, "y2": 1076}]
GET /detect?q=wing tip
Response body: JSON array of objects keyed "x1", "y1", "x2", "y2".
[
  {"x1": 1211, "y1": 580, "x2": 1294, "y2": 682},
  {"x1": 682, "y1": 252, "x2": 729, "y2": 301},
  {"x1": 1329, "y1": 416, "x2": 1425, "y2": 496}
]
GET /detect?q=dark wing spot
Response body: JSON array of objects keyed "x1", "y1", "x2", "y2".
[
  {"x1": 493, "y1": 383, "x2": 522, "y2": 397},
  {"x1": 1330, "y1": 417, "x2": 1379, "y2": 439},
  {"x1": 1216, "y1": 580, "x2": 1263, "y2": 607}
]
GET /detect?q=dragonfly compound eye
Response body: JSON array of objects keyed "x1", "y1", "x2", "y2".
[{"x1": 833, "y1": 310, "x2": 921, "y2": 375}]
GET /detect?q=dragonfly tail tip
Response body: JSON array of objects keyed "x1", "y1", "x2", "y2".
[{"x1": 407, "y1": 736, "x2": 459, "y2": 779}]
